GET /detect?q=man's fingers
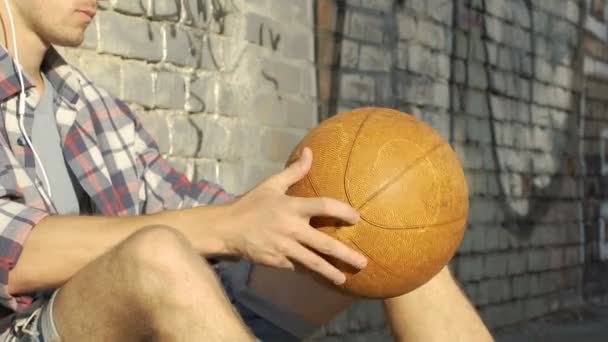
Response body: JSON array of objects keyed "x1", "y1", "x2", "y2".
[
  {"x1": 300, "y1": 197, "x2": 360, "y2": 224},
  {"x1": 266, "y1": 147, "x2": 312, "y2": 191},
  {"x1": 295, "y1": 225, "x2": 367, "y2": 270},
  {"x1": 286, "y1": 241, "x2": 347, "y2": 285},
  {"x1": 256, "y1": 252, "x2": 295, "y2": 270}
]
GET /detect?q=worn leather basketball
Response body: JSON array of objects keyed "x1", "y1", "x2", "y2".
[{"x1": 286, "y1": 107, "x2": 469, "y2": 299}]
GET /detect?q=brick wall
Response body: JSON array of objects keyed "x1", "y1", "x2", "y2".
[
  {"x1": 581, "y1": 0, "x2": 608, "y2": 299},
  {"x1": 60, "y1": 0, "x2": 317, "y2": 196},
  {"x1": 59, "y1": 0, "x2": 608, "y2": 340},
  {"x1": 313, "y1": 0, "x2": 607, "y2": 340}
]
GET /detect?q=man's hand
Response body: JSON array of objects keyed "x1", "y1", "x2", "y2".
[{"x1": 216, "y1": 147, "x2": 368, "y2": 285}]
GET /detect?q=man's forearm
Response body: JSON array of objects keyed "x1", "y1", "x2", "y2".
[
  {"x1": 384, "y1": 266, "x2": 493, "y2": 342},
  {"x1": 9, "y1": 206, "x2": 230, "y2": 295}
]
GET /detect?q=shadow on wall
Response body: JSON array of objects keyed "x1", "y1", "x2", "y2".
[
  {"x1": 315, "y1": 0, "x2": 586, "y2": 240},
  {"x1": 452, "y1": 0, "x2": 586, "y2": 238},
  {"x1": 316, "y1": 0, "x2": 406, "y2": 120}
]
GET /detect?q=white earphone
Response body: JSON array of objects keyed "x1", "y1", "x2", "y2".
[{"x1": 3, "y1": 0, "x2": 53, "y2": 204}]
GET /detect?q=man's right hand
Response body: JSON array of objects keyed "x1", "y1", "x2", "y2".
[{"x1": 210, "y1": 147, "x2": 368, "y2": 285}]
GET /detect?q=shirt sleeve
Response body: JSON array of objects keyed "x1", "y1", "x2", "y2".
[
  {"x1": 0, "y1": 143, "x2": 50, "y2": 311},
  {"x1": 122, "y1": 102, "x2": 236, "y2": 214}
]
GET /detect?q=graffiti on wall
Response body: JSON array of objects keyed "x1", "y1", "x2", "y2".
[
  {"x1": 258, "y1": 23, "x2": 282, "y2": 51},
  {"x1": 258, "y1": 19, "x2": 283, "y2": 99},
  {"x1": 184, "y1": 0, "x2": 234, "y2": 34}
]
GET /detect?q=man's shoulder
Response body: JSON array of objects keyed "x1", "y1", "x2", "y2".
[{"x1": 45, "y1": 47, "x2": 124, "y2": 106}]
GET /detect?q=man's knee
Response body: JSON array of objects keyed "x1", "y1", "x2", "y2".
[{"x1": 111, "y1": 226, "x2": 215, "y2": 289}]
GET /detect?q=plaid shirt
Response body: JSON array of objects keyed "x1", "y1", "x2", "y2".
[{"x1": 0, "y1": 46, "x2": 232, "y2": 313}]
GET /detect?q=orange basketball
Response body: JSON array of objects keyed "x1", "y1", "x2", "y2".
[{"x1": 286, "y1": 107, "x2": 469, "y2": 299}]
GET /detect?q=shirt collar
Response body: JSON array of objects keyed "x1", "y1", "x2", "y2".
[
  {"x1": 0, "y1": 44, "x2": 81, "y2": 104},
  {"x1": 0, "y1": 44, "x2": 34, "y2": 102},
  {"x1": 42, "y1": 48, "x2": 81, "y2": 104}
]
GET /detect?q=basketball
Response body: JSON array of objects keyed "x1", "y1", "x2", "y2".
[{"x1": 286, "y1": 107, "x2": 469, "y2": 299}]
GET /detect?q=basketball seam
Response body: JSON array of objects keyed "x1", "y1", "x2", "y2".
[
  {"x1": 306, "y1": 109, "x2": 376, "y2": 201},
  {"x1": 306, "y1": 173, "x2": 320, "y2": 197},
  {"x1": 343, "y1": 108, "x2": 379, "y2": 207},
  {"x1": 356, "y1": 142, "x2": 445, "y2": 212},
  {"x1": 307, "y1": 110, "x2": 466, "y2": 228},
  {"x1": 359, "y1": 212, "x2": 468, "y2": 230},
  {"x1": 347, "y1": 214, "x2": 467, "y2": 285},
  {"x1": 348, "y1": 238, "x2": 401, "y2": 277}
]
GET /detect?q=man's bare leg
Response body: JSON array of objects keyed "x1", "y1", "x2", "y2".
[{"x1": 51, "y1": 226, "x2": 255, "y2": 342}]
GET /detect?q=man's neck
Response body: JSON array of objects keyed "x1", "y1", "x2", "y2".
[{"x1": 0, "y1": 5, "x2": 49, "y2": 91}]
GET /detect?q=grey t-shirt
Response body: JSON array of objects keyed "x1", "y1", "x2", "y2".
[{"x1": 31, "y1": 75, "x2": 80, "y2": 215}]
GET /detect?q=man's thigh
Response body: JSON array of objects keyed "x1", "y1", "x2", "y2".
[
  {"x1": 1, "y1": 239, "x2": 143, "y2": 342},
  {"x1": 1, "y1": 264, "x2": 302, "y2": 342}
]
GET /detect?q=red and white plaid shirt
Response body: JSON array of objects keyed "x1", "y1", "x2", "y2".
[{"x1": 0, "y1": 46, "x2": 232, "y2": 313}]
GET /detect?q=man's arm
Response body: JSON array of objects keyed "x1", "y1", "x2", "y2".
[
  {"x1": 10, "y1": 148, "x2": 367, "y2": 297},
  {"x1": 384, "y1": 266, "x2": 493, "y2": 342},
  {"x1": 8, "y1": 206, "x2": 229, "y2": 295}
]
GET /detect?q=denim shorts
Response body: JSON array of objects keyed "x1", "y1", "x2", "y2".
[
  {"x1": 0, "y1": 290, "x2": 61, "y2": 342},
  {"x1": 0, "y1": 261, "x2": 314, "y2": 342}
]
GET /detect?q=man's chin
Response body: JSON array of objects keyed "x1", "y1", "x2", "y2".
[{"x1": 52, "y1": 36, "x2": 85, "y2": 48}]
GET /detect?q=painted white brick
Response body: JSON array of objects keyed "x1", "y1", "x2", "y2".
[
  {"x1": 165, "y1": 25, "x2": 203, "y2": 67},
  {"x1": 155, "y1": 71, "x2": 186, "y2": 110},
  {"x1": 123, "y1": 62, "x2": 154, "y2": 108},
  {"x1": 99, "y1": 11, "x2": 163, "y2": 61},
  {"x1": 113, "y1": 0, "x2": 147, "y2": 15},
  {"x1": 149, "y1": 0, "x2": 180, "y2": 21}
]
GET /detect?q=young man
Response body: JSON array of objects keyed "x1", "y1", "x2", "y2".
[{"x1": 0, "y1": 0, "x2": 493, "y2": 341}]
